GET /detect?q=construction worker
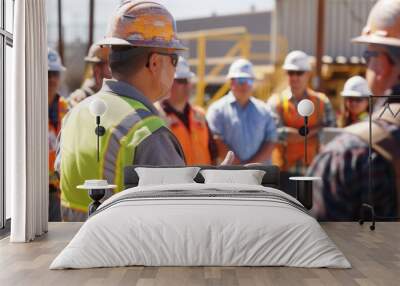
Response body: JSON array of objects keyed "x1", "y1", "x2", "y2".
[
  {"x1": 308, "y1": 0, "x2": 400, "y2": 220},
  {"x1": 69, "y1": 43, "x2": 112, "y2": 107},
  {"x1": 338, "y1": 76, "x2": 371, "y2": 127},
  {"x1": 57, "y1": 1, "x2": 233, "y2": 221},
  {"x1": 206, "y1": 58, "x2": 277, "y2": 164},
  {"x1": 267, "y1": 50, "x2": 336, "y2": 196},
  {"x1": 157, "y1": 56, "x2": 217, "y2": 165},
  {"x1": 57, "y1": 1, "x2": 186, "y2": 221},
  {"x1": 48, "y1": 48, "x2": 69, "y2": 221}
]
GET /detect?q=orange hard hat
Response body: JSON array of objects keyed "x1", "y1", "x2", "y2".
[
  {"x1": 97, "y1": 1, "x2": 186, "y2": 51},
  {"x1": 85, "y1": 43, "x2": 110, "y2": 63},
  {"x1": 353, "y1": 0, "x2": 400, "y2": 47}
]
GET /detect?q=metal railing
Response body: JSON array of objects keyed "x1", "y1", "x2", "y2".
[{"x1": 178, "y1": 26, "x2": 288, "y2": 107}]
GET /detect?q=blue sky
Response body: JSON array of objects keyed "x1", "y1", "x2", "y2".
[{"x1": 47, "y1": 0, "x2": 274, "y2": 44}]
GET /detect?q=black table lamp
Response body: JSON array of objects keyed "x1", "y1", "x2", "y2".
[
  {"x1": 288, "y1": 99, "x2": 318, "y2": 210},
  {"x1": 77, "y1": 99, "x2": 116, "y2": 216}
]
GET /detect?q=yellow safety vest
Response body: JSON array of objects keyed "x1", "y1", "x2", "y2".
[{"x1": 60, "y1": 91, "x2": 166, "y2": 212}]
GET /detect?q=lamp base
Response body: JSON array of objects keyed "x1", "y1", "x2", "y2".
[
  {"x1": 298, "y1": 126, "x2": 309, "y2": 136},
  {"x1": 77, "y1": 180, "x2": 117, "y2": 216},
  {"x1": 95, "y1": 125, "x2": 106, "y2": 136},
  {"x1": 88, "y1": 189, "x2": 106, "y2": 216},
  {"x1": 296, "y1": 180, "x2": 313, "y2": 210}
]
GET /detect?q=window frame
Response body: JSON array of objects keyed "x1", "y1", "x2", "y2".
[{"x1": 0, "y1": 0, "x2": 14, "y2": 233}]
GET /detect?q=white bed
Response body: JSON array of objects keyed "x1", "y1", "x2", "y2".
[{"x1": 50, "y1": 183, "x2": 351, "y2": 269}]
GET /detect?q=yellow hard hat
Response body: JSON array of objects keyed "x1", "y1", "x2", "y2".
[
  {"x1": 97, "y1": 1, "x2": 186, "y2": 51},
  {"x1": 353, "y1": 0, "x2": 400, "y2": 47},
  {"x1": 85, "y1": 43, "x2": 110, "y2": 63}
]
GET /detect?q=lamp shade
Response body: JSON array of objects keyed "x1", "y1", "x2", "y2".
[
  {"x1": 89, "y1": 99, "x2": 107, "y2": 117},
  {"x1": 297, "y1": 99, "x2": 315, "y2": 117}
]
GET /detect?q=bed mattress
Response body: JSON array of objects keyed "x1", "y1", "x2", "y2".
[{"x1": 50, "y1": 183, "x2": 350, "y2": 269}]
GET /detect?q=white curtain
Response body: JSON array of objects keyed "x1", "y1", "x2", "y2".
[{"x1": 8, "y1": 0, "x2": 48, "y2": 242}]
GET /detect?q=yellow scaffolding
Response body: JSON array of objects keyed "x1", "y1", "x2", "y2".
[{"x1": 178, "y1": 27, "x2": 288, "y2": 108}]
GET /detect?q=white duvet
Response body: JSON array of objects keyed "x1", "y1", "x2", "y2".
[{"x1": 50, "y1": 183, "x2": 351, "y2": 269}]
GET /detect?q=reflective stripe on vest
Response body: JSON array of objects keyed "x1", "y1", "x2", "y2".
[
  {"x1": 60, "y1": 91, "x2": 166, "y2": 212},
  {"x1": 101, "y1": 108, "x2": 156, "y2": 186}
]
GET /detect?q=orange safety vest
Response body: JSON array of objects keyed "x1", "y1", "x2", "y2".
[
  {"x1": 165, "y1": 105, "x2": 212, "y2": 165},
  {"x1": 49, "y1": 96, "x2": 69, "y2": 188},
  {"x1": 272, "y1": 88, "x2": 324, "y2": 171}
]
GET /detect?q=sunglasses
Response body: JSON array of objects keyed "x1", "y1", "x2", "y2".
[
  {"x1": 346, "y1": 97, "x2": 367, "y2": 103},
  {"x1": 287, "y1": 70, "x2": 305, "y2": 76},
  {"x1": 233, "y1": 78, "x2": 254, "y2": 86},
  {"x1": 363, "y1": 50, "x2": 394, "y2": 65},
  {"x1": 146, "y1": 52, "x2": 179, "y2": 68},
  {"x1": 175, "y1": 78, "x2": 190, "y2": 85}
]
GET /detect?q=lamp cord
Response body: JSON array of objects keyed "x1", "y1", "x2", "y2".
[
  {"x1": 96, "y1": 116, "x2": 100, "y2": 163},
  {"x1": 368, "y1": 97, "x2": 372, "y2": 208},
  {"x1": 97, "y1": 126, "x2": 100, "y2": 162},
  {"x1": 304, "y1": 116, "x2": 308, "y2": 167}
]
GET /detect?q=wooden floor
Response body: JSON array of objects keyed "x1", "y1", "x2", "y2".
[{"x1": 0, "y1": 222, "x2": 399, "y2": 286}]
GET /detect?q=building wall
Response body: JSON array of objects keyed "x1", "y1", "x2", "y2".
[
  {"x1": 274, "y1": 0, "x2": 377, "y2": 61},
  {"x1": 177, "y1": 0, "x2": 377, "y2": 66},
  {"x1": 177, "y1": 11, "x2": 272, "y2": 34},
  {"x1": 325, "y1": 0, "x2": 375, "y2": 58}
]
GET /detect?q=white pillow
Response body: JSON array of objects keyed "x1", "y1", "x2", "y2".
[
  {"x1": 200, "y1": 169, "x2": 266, "y2": 185},
  {"x1": 135, "y1": 167, "x2": 200, "y2": 186}
]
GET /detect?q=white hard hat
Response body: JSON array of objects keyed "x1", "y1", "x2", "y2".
[
  {"x1": 282, "y1": 50, "x2": 311, "y2": 71},
  {"x1": 85, "y1": 43, "x2": 110, "y2": 63},
  {"x1": 48, "y1": 48, "x2": 66, "y2": 72},
  {"x1": 227, "y1": 58, "x2": 255, "y2": 79},
  {"x1": 174, "y1": 56, "x2": 194, "y2": 79},
  {"x1": 341, "y1": 76, "x2": 371, "y2": 97},
  {"x1": 352, "y1": 0, "x2": 400, "y2": 48}
]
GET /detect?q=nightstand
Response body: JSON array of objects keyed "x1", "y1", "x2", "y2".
[
  {"x1": 77, "y1": 180, "x2": 116, "y2": 216},
  {"x1": 289, "y1": 176, "x2": 321, "y2": 210}
]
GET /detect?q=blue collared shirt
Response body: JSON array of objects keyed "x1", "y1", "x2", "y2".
[{"x1": 206, "y1": 92, "x2": 277, "y2": 162}]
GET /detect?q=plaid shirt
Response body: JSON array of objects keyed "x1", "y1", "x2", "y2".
[{"x1": 307, "y1": 132, "x2": 398, "y2": 220}]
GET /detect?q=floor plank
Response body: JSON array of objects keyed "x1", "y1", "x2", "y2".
[{"x1": 0, "y1": 222, "x2": 399, "y2": 286}]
